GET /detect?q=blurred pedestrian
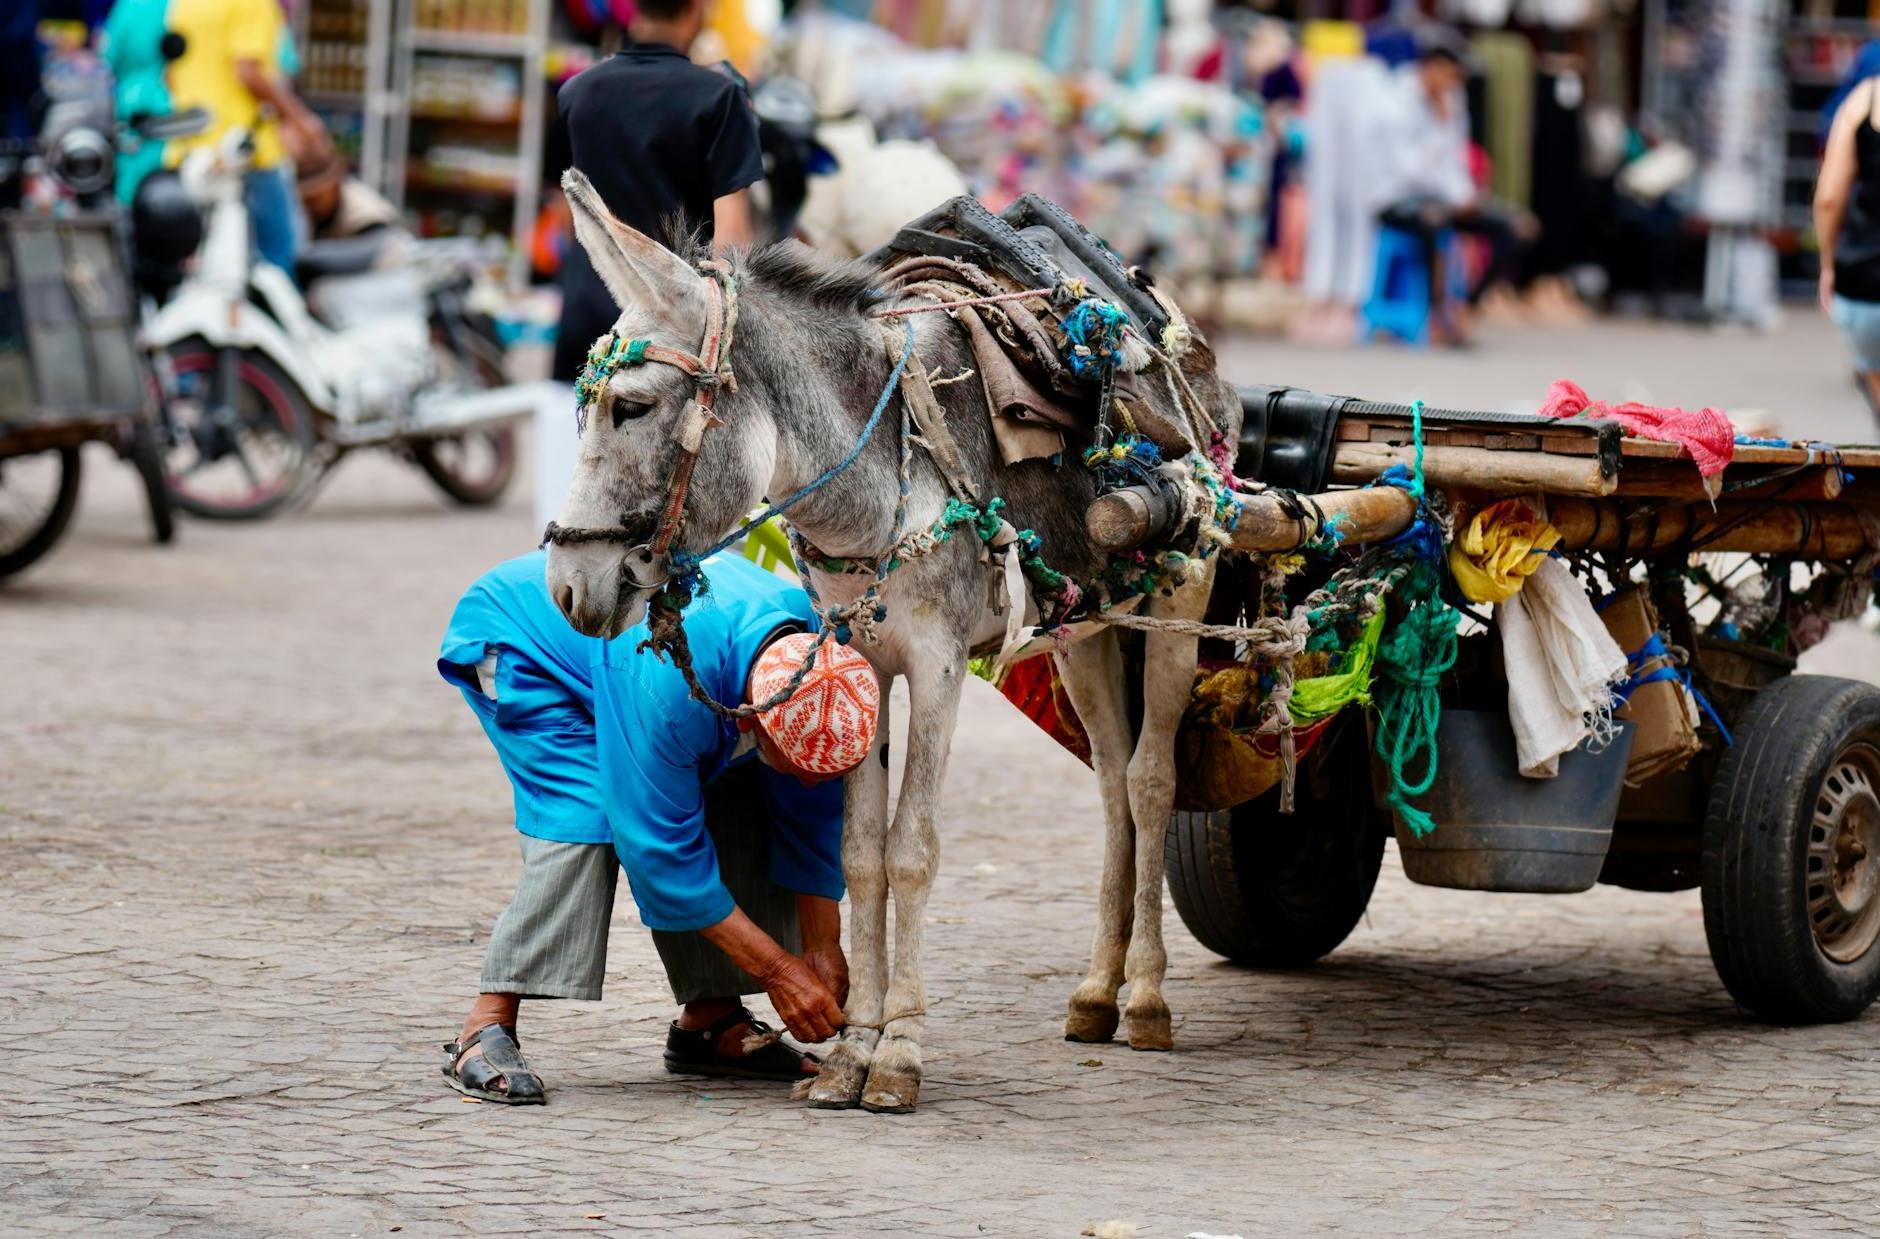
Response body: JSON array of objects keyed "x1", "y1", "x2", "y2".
[
  {"x1": 1816, "y1": 73, "x2": 1880, "y2": 421},
  {"x1": 1376, "y1": 37, "x2": 1538, "y2": 344},
  {"x1": 436, "y1": 551, "x2": 872, "y2": 1104},
  {"x1": 162, "y1": 0, "x2": 331, "y2": 273},
  {"x1": 549, "y1": 0, "x2": 762, "y2": 384}
]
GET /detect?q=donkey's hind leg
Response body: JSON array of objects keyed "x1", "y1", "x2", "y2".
[
  {"x1": 860, "y1": 633, "x2": 968, "y2": 1113},
  {"x1": 1122, "y1": 566, "x2": 1214, "y2": 1050},
  {"x1": 805, "y1": 684, "x2": 893, "y2": 1110},
  {"x1": 1053, "y1": 629, "x2": 1138, "y2": 1043}
]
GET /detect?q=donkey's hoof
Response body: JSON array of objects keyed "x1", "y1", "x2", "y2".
[
  {"x1": 1124, "y1": 996, "x2": 1174, "y2": 1052},
  {"x1": 1064, "y1": 987, "x2": 1120, "y2": 1043},
  {"x1": 804, "y1": 1038, "x2": 869, "y2": 1110},
  {"x1": 860, "y1": 1037, "x2": 921, "y2": 1114}
]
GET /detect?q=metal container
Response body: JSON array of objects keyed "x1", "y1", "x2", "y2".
[{"x1": 1389, "y1": 709, "x2": 1635, "y2": 894}]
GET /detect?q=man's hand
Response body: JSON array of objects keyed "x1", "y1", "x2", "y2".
[
  {"x1": 1822, "y1": 267, "x2": 1838, "y2": 315},
  {"x1": 756, "y1": 952, "x2": 845, "y2": 1043},
  {"x1": 802, "y1": 943, "x2": 850, "y2": 1009}
]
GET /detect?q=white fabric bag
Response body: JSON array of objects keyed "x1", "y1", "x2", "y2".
[{"x1": 1498, "y1": 557, "x2": 1628, "y2": 778}]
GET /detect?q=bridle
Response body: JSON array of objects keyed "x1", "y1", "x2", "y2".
[{"x1": 541, "y1": 258, "x2": 741, "y2": 595}]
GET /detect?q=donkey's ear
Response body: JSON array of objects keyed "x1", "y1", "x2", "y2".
[{"x1": 562, "y1": 169, "x2": 705, "y2": 324}]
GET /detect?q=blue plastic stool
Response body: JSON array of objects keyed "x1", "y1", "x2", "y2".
[{"x1": 1360, "y1": 224, "x2": 1464, "y2": 346}]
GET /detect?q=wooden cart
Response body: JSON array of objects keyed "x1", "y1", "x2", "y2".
[
  {"x1": 0, "y1": 211, "x2": 173, "y2": 578},
  {"x1": 1135, "y1": 389, "x2": 1880, "y2": 1025}
]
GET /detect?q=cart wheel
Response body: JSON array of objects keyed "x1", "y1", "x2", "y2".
[
  {"x1": 127, "y1": 418, "x2": 176, "y2": 544},
  {"x1": 1166, "y1": 722, "x2": 1387, "y2": 966},
  {"x1": 0, "y1": 446, "x2": 82, "y2": 580},
  {"x1": 1703, "y1": 675, "x2": 1880, "y2": 1023}
]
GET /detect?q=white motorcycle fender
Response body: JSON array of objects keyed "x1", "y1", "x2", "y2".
[{"x1": 142, "y1": 286, "x2": 342, "y2": 416}]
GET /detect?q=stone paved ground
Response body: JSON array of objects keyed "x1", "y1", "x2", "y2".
[{"x1": 8, "y1": 318, "x2": 1880, "y2": 1237}]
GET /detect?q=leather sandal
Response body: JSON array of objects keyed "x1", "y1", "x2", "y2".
[
  {"x1": 664, "y1": 1006, "x2": 819, "y2": 1081},
  {"x1": 441, "y1": 1024, "x2": 546, "y2": 1105}
]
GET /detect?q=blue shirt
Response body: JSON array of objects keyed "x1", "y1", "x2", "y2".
[{"x1": 439, "y1": 550, "x2": 844, "y2": 932}]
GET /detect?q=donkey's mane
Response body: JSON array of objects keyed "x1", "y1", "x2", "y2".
[
  {"x1": 660, "y1": 218, "x2": 885, "y2": 317},
  {"x1": 741, "y1": 241, "x2": 885, "y2": 315}
]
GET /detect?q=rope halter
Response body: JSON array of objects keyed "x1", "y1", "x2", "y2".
[{"x1": 541, "y1": 259, "x2": 740, "y2": 594}]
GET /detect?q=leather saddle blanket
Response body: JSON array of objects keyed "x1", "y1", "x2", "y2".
[{"x1": 867, "y1": 194, "x2": 1212, "y2": 465}]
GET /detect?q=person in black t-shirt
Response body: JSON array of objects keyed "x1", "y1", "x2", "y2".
[{"x1": 550, "y1": 0, "x2": 763, "y2": 382}]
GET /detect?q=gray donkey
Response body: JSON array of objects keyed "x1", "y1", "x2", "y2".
[{"x1": 545, "y1": 171, "x2": 1241, "y2": 1113}]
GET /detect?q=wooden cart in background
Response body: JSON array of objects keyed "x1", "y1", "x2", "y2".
[{"x1": 0, "y1": 211, "x2": 174, "y2": 579}]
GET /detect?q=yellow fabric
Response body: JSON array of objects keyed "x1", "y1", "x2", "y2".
[
  {"x1": 1301, "y1": 21, "x2": 1365, "y2": 60},
  {"x1": 706, "y1": 0, "x2": 766, "y2": 77},
  {"x1": 163, "y1": 0, "x2": 286, "y2": 170},
  {"x1": 1447, "y1": 499, "x2": 1562, "y2": 605}
]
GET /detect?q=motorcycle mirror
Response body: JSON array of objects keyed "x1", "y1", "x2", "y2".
[{"x1": 138, "y1": 108, "x2": 212, "y2": 141}]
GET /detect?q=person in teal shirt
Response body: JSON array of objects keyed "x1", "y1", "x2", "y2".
[
  {"x1": 435, "y1": 549, "x2": 875, "y2": 1104},
  {"x1": 100, "y1": 0, "x2": 172, "y2": 205}
]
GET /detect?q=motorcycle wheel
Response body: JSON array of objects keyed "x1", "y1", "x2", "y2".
[
  {"x1": 127, "y1": 417, "x2": 177, "y2": 544},
  {"x1": 161, "y1": 340, "x2": 318, "y2": 521},
  {"x1": 0, "y1": 446, "x2": 82, "y2": 581},
  {"x1": 411, "y1": 310, "x2": 517, "y2": 507}
]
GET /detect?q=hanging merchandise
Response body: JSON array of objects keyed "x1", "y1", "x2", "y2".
[
  {"x1": 1299, "y1": 51, "x2": 1394, "y2": 306},
  {"x1": 1041, "y1": 0, "x2": 1163, "y2": 85},
  {"x1": 1499, "y1": 557, "x2": 1629, "y2": 778},
  {"x1": 1471, "y1": 33, "x2": 1534, "y2": 212}
]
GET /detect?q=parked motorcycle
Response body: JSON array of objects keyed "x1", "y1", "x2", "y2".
[{"x1": 142, "y1": 128, "x2": 535, "y2": 519}]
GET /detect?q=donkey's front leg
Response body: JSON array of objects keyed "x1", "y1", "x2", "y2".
[
  {"x1": 1053, "y1": 630, "x2": 1137, "y2": 1043},
  {"x1": 1123, "y1": 567, "x2": 1214, "y2": 1050},
  {"x1": 861, "y1": 637, "x2": 967, "y2": 1113},
  {"x1": 805, "y1": 685, "x2": 893, "y2": 1110}
]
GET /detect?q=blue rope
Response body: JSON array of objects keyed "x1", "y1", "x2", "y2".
[
  {"x1": 1615, "y1": 632, "x2": 1734, "y2": 745},
  {"x1": 669, "y1": 320, "x2": 916, "y2": 590}
]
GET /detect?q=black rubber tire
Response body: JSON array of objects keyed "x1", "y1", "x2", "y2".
[
  {"x1": 1702, "y1": 674, "x2": 1880, "y2": 1023},
  {"x1": 162, "y1": 340, "x2": 318, "y2": 521},
  {"x1": 411, "y1": 427, "x2": 518, "y2": 507},
  {"x1": 127, "y1": 417, "x2": 177, "y2": 544},
  {"x1": 1166, "y1": 722, "x2": 1388, "y2": 967},
  {"x1": 412, "y1": 311, "x2": 517, "y2": 507},
  {"x1": 0, "y1": 446, "x2": 83, "y2": 580}
]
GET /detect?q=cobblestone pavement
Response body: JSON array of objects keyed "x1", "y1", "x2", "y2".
[{"x1": 8, "y1": 320, "x2": 1880, "y2": 1237}]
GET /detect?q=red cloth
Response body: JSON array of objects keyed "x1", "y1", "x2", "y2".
[{"x1": 1539, "y1": 379, "x2": 1735, "y2": 477}]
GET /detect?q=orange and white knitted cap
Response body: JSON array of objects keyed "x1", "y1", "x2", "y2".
[{"x1": 750, "y1": 633, "x2": 881, "y2": 775}]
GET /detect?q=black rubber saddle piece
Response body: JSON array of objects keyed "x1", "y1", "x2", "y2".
[
  {"x1": 998, "y1": 193, "x2": 1169, "y2": 342},
  {"x1": 866, "y1": 194, "x2": 1060, "y2": 292},
  {"x1": 866, "y1": 192, "x2": 1171, "y2": 347}
]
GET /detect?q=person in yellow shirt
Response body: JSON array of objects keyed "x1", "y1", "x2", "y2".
[{"x1": 164, "y1": 0, "x2": 332, "y2": 274}]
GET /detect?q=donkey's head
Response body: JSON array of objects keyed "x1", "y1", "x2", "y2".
[{"x1": 547, "y1": 171, "x2": 776, "y2": 639}]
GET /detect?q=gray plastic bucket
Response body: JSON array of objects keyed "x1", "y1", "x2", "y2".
[{"x1": 1389, "y1": 709, "x2": 1635, "y2": 894}]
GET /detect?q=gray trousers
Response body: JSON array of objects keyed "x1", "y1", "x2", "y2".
[{"x1": 480, "y1": 765, "x2": 801, "y2": 1004}]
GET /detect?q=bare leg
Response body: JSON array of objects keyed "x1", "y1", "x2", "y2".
[
  {"x1": 1053, "y1": 631, "x2": 1137, "y2": 1043},
  {"x1": 805, "y1": 686, "x2": 893, "y2": 1109},
  {"x1": 861, "y1": 640, "x2": 967, "y2": 1113},
  {"x1": 1122, "y1": 570, "x2": 1212, "y2": 1050},
  {"x1": 456, "y1": 993, "x2": 522, "y2": 1081}
]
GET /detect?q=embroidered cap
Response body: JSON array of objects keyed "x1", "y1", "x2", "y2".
[{"x1": 750, "y1": 632, "x2": 881, "y2": 775}]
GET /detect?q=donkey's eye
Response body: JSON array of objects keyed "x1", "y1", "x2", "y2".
[{"x1": 611, "y1": 399, "x2": 654, "y2": 430}]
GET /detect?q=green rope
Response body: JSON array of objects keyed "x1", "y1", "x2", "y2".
[{"x1": 1372, "y1": 558, "x2": 1458, "y2": 837}]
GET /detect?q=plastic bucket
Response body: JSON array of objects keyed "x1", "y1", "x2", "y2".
[{"x1": 1389, "y1": 709, "x2": 1635, "y2": 894}]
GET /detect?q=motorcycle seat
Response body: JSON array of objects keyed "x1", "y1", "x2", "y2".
[{"x1": 296, "y1": 230, "x2": 391, "y2": 285}]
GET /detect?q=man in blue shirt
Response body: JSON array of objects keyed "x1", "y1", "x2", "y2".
[{"x1": 437, "y1": 550, "x2": 875, "y2": 1104}]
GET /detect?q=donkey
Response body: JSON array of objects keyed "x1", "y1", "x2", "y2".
[{"x1": 545, "y1": 171, "x2": 1241, "y2": 1112}]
